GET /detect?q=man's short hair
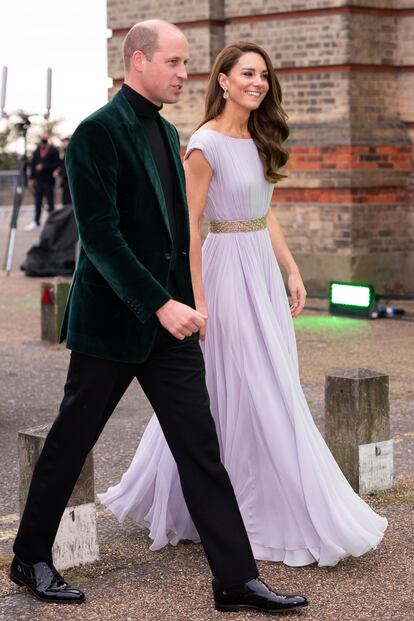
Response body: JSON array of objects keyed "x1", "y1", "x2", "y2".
[{"x1": 123, "y1": 24, "x2": 160, "y2": 71}]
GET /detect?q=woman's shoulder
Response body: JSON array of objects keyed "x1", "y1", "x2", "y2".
[
  {"x1": 188, "y1": 125, "x2": 220, "y2": 147},
  {"x1": 185, "y1": 127, "x2": 221, "y2": 167}
]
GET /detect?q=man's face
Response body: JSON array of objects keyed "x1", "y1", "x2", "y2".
[{"x1": 138, "y1": 30, "x2": 189, "y2": 105}]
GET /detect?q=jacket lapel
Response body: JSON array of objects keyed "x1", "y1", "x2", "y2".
[
  {"x1": 159, "y1": 119, "x2": 187, "y2": 205},
  {"x1": 112, "y1": 91, "x2": 172, "y2": 241},
  {"x1": 159, "y1": 118, "x2": 190, "y2": 240}
]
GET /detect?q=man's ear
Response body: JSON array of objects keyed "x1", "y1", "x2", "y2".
[{"x1": 131, "y1": 50, "x2": 145, "y2": 73}]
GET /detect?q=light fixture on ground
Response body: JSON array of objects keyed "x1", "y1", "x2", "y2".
[{"x1": 329, "y1": 281, "x2": 375, "y2": 319}]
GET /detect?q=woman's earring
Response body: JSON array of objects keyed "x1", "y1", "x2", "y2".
[{"x1": 223, "y1": 88, "x2": 229, "y2": 100}]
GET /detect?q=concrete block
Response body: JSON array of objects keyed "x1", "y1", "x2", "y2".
[
  {"x1": 18, "y1": 424, "x2": 99, "y2": 570},
  {"x1": 359, "y1": 439, "x2": 394, "y2": 495},
  {"x1": 325, "y1": 368, "x2": 393, "y2": 494},
  {"x1": 40, "y1": 278, "x2": 71, "y2": 343}
]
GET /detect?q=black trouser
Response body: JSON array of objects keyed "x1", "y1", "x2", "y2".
[
  {"x1": 13, "y1": 328, "x2": 258, "y2": 587},
  {"x1": 34, "y1": 180, "x2": 55, "y2": 224}
]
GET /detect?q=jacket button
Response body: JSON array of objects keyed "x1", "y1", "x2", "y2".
[
  {"x1": 165, "y1": 253, "x2": 171, "y2": 260},
  {"x1": 181, "y1": 251, "x2": 187, "y2": 256}
]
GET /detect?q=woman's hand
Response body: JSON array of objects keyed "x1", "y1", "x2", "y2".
[
  {"x1": 287, "y1": 272, "x2": 307, "y2": 317},
  {"x1": 195, "y1": 301, "x2": 209, "y2": 340}
]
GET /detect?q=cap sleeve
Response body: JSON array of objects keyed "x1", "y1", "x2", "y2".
[{"x1": 184, "y1": 130, "x2": 217, "y2": 171}]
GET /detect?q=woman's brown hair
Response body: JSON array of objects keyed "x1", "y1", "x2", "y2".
[{"x1": 198, "y1": 41, "x2": 289, "y2": 183}]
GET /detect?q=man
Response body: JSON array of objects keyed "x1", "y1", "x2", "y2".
[
  {"x1": 10, "y1": 21, "x2": 307, "y2": 614},
  {"x1": 25, "y1": 131, "x2": 60, "y2": 231}
]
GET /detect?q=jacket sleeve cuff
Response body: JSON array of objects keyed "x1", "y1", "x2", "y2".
[{"x1": 124, "y1": 287, "x2": 171, "y2": 324}]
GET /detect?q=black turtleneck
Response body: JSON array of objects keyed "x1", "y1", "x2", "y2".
[{"x1": 122, "y1": 83, "x2": 177, "y2": 270}]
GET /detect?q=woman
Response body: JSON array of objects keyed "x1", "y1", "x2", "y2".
[{"x1": 99, "y1": 42, "x2": 387, "y2": 566}]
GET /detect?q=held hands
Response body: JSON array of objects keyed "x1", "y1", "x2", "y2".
[
  {"x1": 156, "y1": 299, "x2": 208, "y2": 340},
  {"x1": 195, "y1": 301, "x2": 208, "y2": 341},
  {"x1": 288, "y1": 272, "x2": 307, "y2": 318}
]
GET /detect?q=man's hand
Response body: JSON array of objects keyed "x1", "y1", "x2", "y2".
[{"x1": 156, "y1": 299, "x2": 208, "y2": 340}]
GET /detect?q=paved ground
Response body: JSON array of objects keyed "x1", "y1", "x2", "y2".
[{"x1": 0, "y1": 207, "x2": 413, "y2": 620}]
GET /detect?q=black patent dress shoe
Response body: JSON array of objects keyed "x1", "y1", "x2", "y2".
[
  {"x1": 213, "y1": 578, "x2": 308, "y2": 614},
  {"x1": 9, "y1": 556, "x2": 85, "y2": 604}
]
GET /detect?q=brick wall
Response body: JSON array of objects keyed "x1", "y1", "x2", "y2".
[
  {"x1": 107, "y1": 0, "x2": 414, "y2": 295},
  {"x1": 226, "y1": 15, "x2": 349, "y2": 67},
  {"x1": 107, "y1": 0, "x2": 214, "y2": 28}
]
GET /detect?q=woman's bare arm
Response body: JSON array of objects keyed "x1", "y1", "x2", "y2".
[
  {"x1": 266, "y1": 208, "x2": 307, "y2": 317},
  {"x1": 183, "y1": 149, "x2": 213, "y2": 338}
]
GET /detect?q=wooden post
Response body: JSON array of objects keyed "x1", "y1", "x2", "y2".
[
  {"x1": 18, "y1": 425, "x2": 99, "y2": 571},
  {"x1": 40, "y1": 278, "x2": 71, "y2": 343},
  {"x1": 325, "y1": 368, "x2": 393, "y2": 494}
]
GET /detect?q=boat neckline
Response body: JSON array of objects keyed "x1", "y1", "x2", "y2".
[{"x1": 197, "y1": 128, "x2": 254, "y2": 141}]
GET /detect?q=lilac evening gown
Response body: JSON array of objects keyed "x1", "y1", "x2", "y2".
[{"x1": 98, "y1": 129, "x2": 387, "y2": 566}]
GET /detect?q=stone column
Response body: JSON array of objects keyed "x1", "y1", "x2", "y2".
[
  {"x1": 18, "y1": 425, "x2": 99, "y2": 571},
  {"x1": 325, "y1": 368, "x2": 393, "y2": 494}
]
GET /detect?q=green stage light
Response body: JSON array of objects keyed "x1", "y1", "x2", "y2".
[{"x1": 329, "y1": 281, "x2": 375, "y2": 318}]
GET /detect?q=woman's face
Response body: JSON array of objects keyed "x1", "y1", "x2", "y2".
[{"x1": 219, "y1": 52, "x2": 270, "y2": 112}]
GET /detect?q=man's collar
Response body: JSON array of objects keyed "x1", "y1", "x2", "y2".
[{"x1": 121, "y1": 83, "x2": 162, "y2": 119}]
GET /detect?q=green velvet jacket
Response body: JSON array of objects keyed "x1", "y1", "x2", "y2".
[{"x1": 60, "y1": 90, "x2": 194, "y2": 362}]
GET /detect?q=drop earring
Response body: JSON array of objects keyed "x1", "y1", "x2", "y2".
[{"x1": 223, "y1": 87, "x2": 229, "y2": 100}]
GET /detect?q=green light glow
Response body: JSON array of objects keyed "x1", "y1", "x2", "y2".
[
  {"x1": 294, "y1": 315, "x2": 365, "y2": 332},
  {"x1": 330, "y1": 283, "x2": 371, "y2": 308},
  {"x1": 293, "y1": 313, "x2": 367, "y2": 336}
]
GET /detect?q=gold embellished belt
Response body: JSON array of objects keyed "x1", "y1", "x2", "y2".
[{"x1": 209, "y1": 215, "x2": 267, "y2": 234}]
